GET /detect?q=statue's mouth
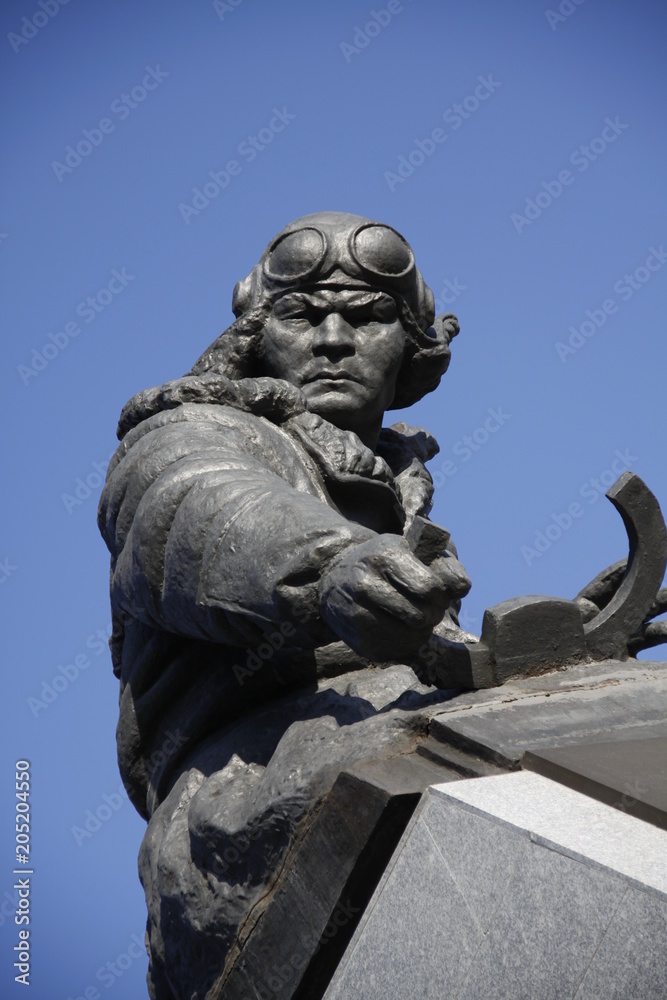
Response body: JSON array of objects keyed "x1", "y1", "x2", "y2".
[{"x1": 306, "y1": 371, "x2": 361, "y2": 384}]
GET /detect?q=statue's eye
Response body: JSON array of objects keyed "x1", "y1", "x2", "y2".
[
  {"x1": 370, "y1": 297, "x2": 397, "y2": 322},
  {"x1": 274, "y1": 296, "x2": 310, "y2": 320},
  {"x1": 345, "y1": 307, "x2": 375, "y2": 325},
  {"x1": 345, "y1": 298, "x2": 397, "y2": 324}
]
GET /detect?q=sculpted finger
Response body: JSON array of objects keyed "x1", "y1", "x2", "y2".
[
  {"x1": 320, "y1": 589, "x2": 435, "y2": 661},
  {"x1": 429, "y1": 556, "x2": 472, "y2": 599},
  {"x1": 373, "y1": 545, "x2": 452, "y2": 604},
  {"x1": 326, "y1": 563, "x2": 442, "y2": 628}
]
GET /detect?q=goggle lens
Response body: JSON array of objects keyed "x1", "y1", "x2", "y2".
[
  {"x1": 264, "y1": 227, "x2": 326, "y2": 282},
  {"x1": 351, "y1": 224, "x2": 415, "y2": 278}
]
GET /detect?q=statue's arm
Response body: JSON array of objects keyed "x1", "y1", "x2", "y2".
[
  {"x1": 99, "y1": 407, "x2": 376, "y2": 647},
  {"x1": 99, "y1": 404, "x2": 470, "y2": 659}
]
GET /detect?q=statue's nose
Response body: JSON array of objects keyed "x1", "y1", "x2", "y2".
[{"x1": 313, "y1": 312, "x2": 355, "y2": 352}]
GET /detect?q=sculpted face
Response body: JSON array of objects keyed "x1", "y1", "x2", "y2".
[{"x1": 261, "y1": 288, "x2": 406, "y2": 446}]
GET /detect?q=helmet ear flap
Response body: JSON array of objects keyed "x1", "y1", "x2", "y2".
[{"x1": 232, "y1": 274, "x2": 253, "y2": 317}]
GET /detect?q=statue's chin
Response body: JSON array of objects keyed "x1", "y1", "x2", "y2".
[{"x1": 303, "y1": 382, "x2": 380, "y2": 431}]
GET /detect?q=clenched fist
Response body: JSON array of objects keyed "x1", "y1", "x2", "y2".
[{"x1": 318, "y1": 534, "x2": 471, "y2": 662}]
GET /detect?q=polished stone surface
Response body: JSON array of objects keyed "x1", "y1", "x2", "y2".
[
  {"x1": 324, "y1": 772, "x2": 667, "y2": 999},
  {"x1": 523, "y1": 735, "x2": 667, "y2": 830},
  {"x1": 433, "y1": 770, "x2": 667, "y2": 895}
]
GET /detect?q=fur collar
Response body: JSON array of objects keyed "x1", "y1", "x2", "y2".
[{"x1": 116, "y1": 373, "x2": 439, "y2": 519}]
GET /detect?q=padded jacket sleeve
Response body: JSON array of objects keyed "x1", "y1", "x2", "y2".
[{"x1": 98, "y1": 403, "x2": 376, "y2": 647}]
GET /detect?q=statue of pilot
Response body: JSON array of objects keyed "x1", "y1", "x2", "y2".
[{"x1": 99, "y1": 211, "x2": 473, "y2": 999}]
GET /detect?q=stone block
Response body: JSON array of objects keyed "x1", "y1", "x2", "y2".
[{"x1": 324, "y1": 771, "x2": 667, "y2": 999}]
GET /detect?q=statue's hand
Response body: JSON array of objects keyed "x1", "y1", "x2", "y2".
[{"x1": 318, "y1": 535, "x2": 471, "y2": 662}]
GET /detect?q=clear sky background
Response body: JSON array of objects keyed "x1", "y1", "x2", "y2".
[{"x1": 1, "y1": 1, "x2": 666, "y2": 997}]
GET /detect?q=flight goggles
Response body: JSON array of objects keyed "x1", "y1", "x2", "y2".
[
  {"x1": 233, "y1": 217, "x2": 434, "y2": 329},
  {"x1": 262, "y1": 222, "x2": 416, "y2": 291}
]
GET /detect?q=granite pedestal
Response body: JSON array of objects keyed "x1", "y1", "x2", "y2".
[{"x1": 324, "y1": 770, "x2": 667, "y2": 1000}]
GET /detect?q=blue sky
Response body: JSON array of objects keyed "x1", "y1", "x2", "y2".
[{"x1": 1, "y1": 1, "x2": 666, "y2": 996}]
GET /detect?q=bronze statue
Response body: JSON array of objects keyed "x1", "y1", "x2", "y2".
[{"x1": 99, "y1": 212, "x2": 666, "y2": 1000}]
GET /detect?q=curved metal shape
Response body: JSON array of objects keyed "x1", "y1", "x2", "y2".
[{"x1": 584, "y1": 472, "x2": 667, "y2": 660}]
